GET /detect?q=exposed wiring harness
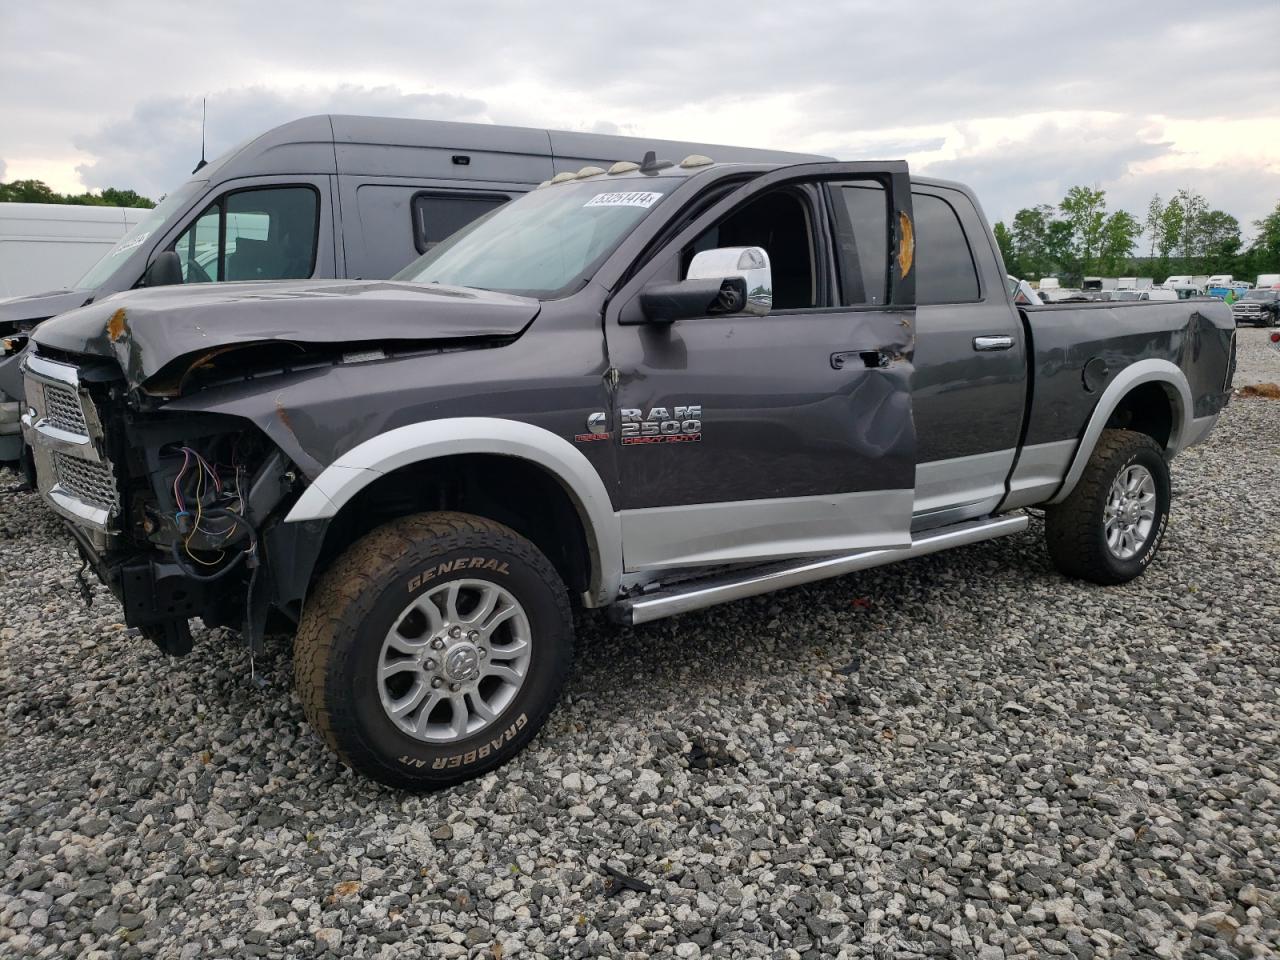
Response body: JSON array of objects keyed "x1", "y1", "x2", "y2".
[{"x1": 168, "y1": 446, "x2": 258, "y2": 581}]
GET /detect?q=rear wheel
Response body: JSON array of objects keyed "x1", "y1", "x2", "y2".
[
  {"x1": 1044, "y1": 429, "x2": 1171, "y2": 585},
  {"x1": 294, "y1": 511, "x2": 573, "y2": 790}
]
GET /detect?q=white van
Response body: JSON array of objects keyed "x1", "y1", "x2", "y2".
[{"x1": 0, "y1": 203, "x2": 148, "y2": 298}]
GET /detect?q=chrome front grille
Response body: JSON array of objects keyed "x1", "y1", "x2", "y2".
[
  {"x1": 53, "y1": 452, "x2": 118, "y2": 510},
  {"x1": 42, "y1": 382, "x2": 89, "y2": 435},
  {"x1": 20, "y1": 352, "x2": 121, "y2": 534}
]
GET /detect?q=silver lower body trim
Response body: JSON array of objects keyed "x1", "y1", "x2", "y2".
[
  {"x1": 620, "y1": 488, "x2": 914, "y2": 572},
  {"x1": 611, "y1": 513, "x2": 1028, "y2": 625}
]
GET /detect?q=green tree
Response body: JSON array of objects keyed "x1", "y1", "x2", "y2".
[
  {"x1": 1010, "y1": 204, "x2": 1058, "y2": 278},
  {"x1": 1249, "y1": 202, "x2": 1280, "y2": 271},
  {"x1": 1099, "y1": 210, "x2": 1142, "y2": 274},
  {"x1": 1174, "y1": 188, "x2": 1207, "y2": 268},
  {"x1": 0, "y1": 178, "x2": 155, "y2": 208},
  {"x1": 1060, "y1": 186, "x2": 1107, "y2": 275},
  {"x1": 993, "y1": 221, "x2": 1020, "y2": 276},
  {"x1": 1195, "y1": 210, "x2": 1240, "y2": 271},
  {"x1": 1157, "y1": 196, "x2": 1184, "y2": 276},
  {"x1": 1144, "y1": 195, "x2": 1164, "y2": 258}
]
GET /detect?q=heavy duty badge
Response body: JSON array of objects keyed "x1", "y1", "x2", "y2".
[{"x1": 620, "y1": 405, "x2": 702, "y2": 445}]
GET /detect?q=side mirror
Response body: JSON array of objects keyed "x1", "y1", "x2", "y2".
[
  {"x1": 143, "y1": 250, "x2": 184, "y2": 287},
  {"x1": 638, "y1": 246, "x2": 772, "y2": 323}
]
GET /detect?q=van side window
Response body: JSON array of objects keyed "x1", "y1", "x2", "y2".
[
  {"x1": 412, "y1": 194, "x2": 509, "y2": 254},
  {"x1": 913, "y1": 192, "x2": 980, "y2": 304},
  {"x1": 831, "y1": 182, "x2": 889, "y2": 305},
  {"x1": 170, "y1": 186, "x2": 319, "y2": 284}
]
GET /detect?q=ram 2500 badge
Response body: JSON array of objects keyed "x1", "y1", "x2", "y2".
[{"x1": 21, "y1": 155, "x2": 1235, "y2": 789}]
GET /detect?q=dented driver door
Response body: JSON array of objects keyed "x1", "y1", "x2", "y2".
[{"x1": 603, "y1": 161, "x2": 918, "y2": 572}]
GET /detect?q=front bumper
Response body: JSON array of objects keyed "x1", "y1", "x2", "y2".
[{"x1": 62, "y1": 520, "x2": 213, "y2": 629}]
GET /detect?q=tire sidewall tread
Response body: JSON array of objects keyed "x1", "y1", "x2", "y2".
[
  {"x1": 1045, "y1": 429, "x2": 1171, "y2": 586},
  {"x1": 294, "y1": 512, "x2": 573, "y2": 790}
]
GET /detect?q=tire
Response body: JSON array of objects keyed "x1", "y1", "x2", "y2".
[
  {"x1": 1044, "y1": 429, "x2": 1171, "y2": 586},
  {"x1": 294, "y1": 511, "x2": 573, "y2": 790}
]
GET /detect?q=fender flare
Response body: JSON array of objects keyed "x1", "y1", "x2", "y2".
[
  {"x1": 1048, "y1": 359, "x2": 1192, "y2": 505},
  {"x1": 285, "y1": 417, "x2": 622, "y2": 606}
]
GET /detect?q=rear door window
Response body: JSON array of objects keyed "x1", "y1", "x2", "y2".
[
  {"x1": 412, "y1": 194, "x2": 510, "y2": 253},
  {"x1": 913, "y1": 192, "x2": 980, "y2": 304}
]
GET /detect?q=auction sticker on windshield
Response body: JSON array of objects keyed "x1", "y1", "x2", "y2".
[{"x1": 584, "y1": 192, "x2": 663, "y2": 209}]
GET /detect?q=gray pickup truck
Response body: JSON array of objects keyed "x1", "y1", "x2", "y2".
[{"x1": 19, "y1": 155, "x2": 1235, "y2": 789}]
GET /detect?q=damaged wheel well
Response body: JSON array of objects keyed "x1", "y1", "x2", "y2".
[{"x1": 309, "y1": 454, "x2": 593, "y2": 603}]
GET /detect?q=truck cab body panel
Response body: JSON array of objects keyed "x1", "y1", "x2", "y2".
[{"x1": 604, "y1": 162, "x2": 919, "y2": 570}]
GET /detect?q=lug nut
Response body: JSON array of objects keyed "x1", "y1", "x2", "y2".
[
  {"x1": 449, "y1": 626, "x2": 462, "y2": 638},
  {"x1": 424, "y1": 659, "x2": 436, "y2": 670},
  {"x1": 431, "y1": 638, "x2": 445, "y2": 650},
  {"x1": 431, "y1": 678, "x2": 443, "y2": 688},
  {"x1": 478, "y1": 648, "x2": 487, "y2": 658},
  {"x1": 449, "y1": 683, "x2": 461, "y2": 692},
  {"x1": 467, "y1": 631, "x2": 479, "y2": 641}
]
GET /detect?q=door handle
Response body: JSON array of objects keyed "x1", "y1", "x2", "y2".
[
  {"x1": 972, "y1": 335, "x2": 1015, "y2": 352},
  {"x1": 831, "y1": 350, "x2": 889, "y2": 370}
]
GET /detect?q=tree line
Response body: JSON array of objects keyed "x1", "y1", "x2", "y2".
[
  {"x1": 0, "y1": 178, "x2": 156, "y2": 209},
  {"x1": 995, "y1": 187, "x2": 1280, "y2": 284}
]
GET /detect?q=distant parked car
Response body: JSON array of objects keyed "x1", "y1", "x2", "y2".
[{"x1": 1232, "y1": 288, "x2": 1280, "y2": 327}]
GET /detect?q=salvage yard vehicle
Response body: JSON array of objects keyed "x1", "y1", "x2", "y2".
[
  {"x1": 20, "y1": 156, "x2": 1235, "y2": 789},
  {"x1": 1232, "y1": 288, "x2": 1280, "y2": 327},
  {"x1": 0, "y1": 115, "x2": 818, "y2": 467}
]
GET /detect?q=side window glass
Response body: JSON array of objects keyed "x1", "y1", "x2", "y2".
[
  {"x1": 832, "y1": 182, "x2": 889, "y2": 305},
  {"x1": 683, "y1": 188, "x2": 819, "y2": 310},
  {"x1": 914, "y1": 192, "x2": 980, "y2": 304},
  {"x1": 224, "y1": 187, "x2": 318, "y2": 281},
  {"x1": 173, "y1": 205, "x2": 220, "y2": 283},
  {"x1": 412, "y1": 194, "x2": 509, "y2": 253}
]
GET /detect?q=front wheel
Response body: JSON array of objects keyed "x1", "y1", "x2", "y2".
[
  {"x1": 294, "y1": 512, "x2": 573, "y2": 790},
  {"x1": 1044, "y1": 429, "x2": 1171, "y2": 585}
]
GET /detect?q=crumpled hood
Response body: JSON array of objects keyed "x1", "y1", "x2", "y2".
[
  {"x1": 0, "y1": 289, "x2": 92, "y2": 331},
  {"x1": 31, "y1": 279, "x2": 540, "y2": 389}
]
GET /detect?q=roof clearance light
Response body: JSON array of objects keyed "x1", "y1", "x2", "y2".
[
  {"x1": 680, "y1": 154, "x2": 714, "y2": 168},
  {"x1": 550, "y1": 172, "x2": 576, "y2": 185},
  {"x1": 575, "y1": 165, "x2": 606, "y2": 179},
  {"x1": 608, "y1": 161, "x2": 641, "y2": 175}
]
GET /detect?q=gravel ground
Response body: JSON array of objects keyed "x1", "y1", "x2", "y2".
[{"x1": 1, "y1": 330, "x2": 1277, "y2": 959}]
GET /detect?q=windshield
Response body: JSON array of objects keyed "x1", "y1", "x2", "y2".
[
  {"x1": 73, "y1": 180, "x2": 207, "y2": 291},
  {"x1": 394, "y1": 177, "x2": 681, "y2": 298},
  {"x1": 1245, "y1": 290, "x2": 1279, "y2": 300}
]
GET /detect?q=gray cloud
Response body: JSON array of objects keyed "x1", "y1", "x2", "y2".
[
  {"x1": 922, "y1": 117, "x2": 1175, "y2": 224},
  {"x1": 0, "y1": 158, "x2": 7, "y2": 182},
  {"x1": 74, "y1": 85, "x2": 487, "y2": 198},
  {"x1": 2, "y1": 0, "x2": 1277, "y2": 227}
]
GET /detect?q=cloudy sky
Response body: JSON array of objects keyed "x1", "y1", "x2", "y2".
[{"x1": 3, "y1": 0, "x2": 1279, "y2": 238}]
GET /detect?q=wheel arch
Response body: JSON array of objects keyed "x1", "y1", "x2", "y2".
[
  {"x1": 1048, "y1": 359, "x2": 1192, "y2": 505},
  {"x1": 285, "y1": 418, "x2": 622, "y2": 607}
]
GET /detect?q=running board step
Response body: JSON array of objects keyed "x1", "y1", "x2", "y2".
[{"x1": 609, "y1": 513, "x2": 1029, "y2": 626}]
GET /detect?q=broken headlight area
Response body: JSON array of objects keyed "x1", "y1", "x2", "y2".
[{"x1": 104, "y1": 415, "x2": 300, "y2": 655}]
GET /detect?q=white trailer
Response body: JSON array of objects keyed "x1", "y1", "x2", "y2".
[
  {"x1": 0, "y1": 203, "x2": 148, "y2": 298},
  {"x1": 1258, "y1": 273, "x2": 1280, "y2": 289}
]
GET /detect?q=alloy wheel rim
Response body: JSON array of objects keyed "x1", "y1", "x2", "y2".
[
  {"x1": 377, "y1": 578, "x2": 531, "y2": 743},
  {"x1": 1103, "y1": 464, "x2": 1157, "y2": 560}
]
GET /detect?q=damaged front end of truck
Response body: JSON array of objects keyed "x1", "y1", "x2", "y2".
[{"x1": 19, "y1": 280, "x2": 536, "y2": 656}]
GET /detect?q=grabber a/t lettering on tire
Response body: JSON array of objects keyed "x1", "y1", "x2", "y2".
[
  {"x1": 1044, "y1": 428, "x2": 1171, "y2": 586},
  {"x1": 294, "y1": 512, "x2": 573, "y2": 790}
]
